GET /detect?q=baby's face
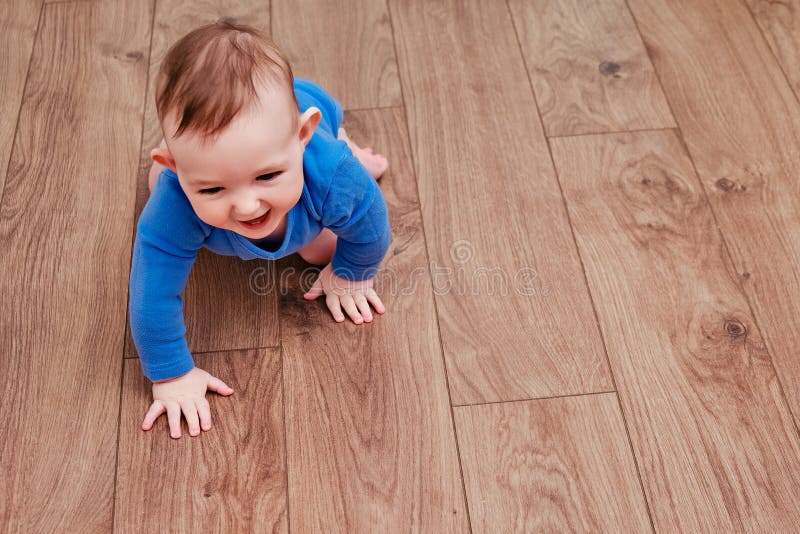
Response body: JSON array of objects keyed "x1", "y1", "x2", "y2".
[{"x1": 162, "y1": 83, "x2": 319, "y2": 240}]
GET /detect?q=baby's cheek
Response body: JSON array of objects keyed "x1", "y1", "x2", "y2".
[
  {"x1": 193, "y1": 201, "x2": 227, "y2": 228},
  {"x1": 281, "y1": 176, "x2": 304, "y2": 208}
]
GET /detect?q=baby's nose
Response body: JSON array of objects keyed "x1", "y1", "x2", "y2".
[{"x1": 232, "y1": 196, "x2": 261, "y2": 218}]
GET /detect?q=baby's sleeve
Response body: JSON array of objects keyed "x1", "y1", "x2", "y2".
[
  {"x1": 129, "y1": 171, "x2": 207, "y2": 381},
  {"x1": 320, "y1": 156, "x2": 391, "y2": 281}
]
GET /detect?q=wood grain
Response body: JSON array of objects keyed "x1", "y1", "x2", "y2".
[
  {"x1": 550, "y1": 129, "x2": 800, "y2": 532},
  {"x1": 507, "y1": 0, "x2": 674, "y2": 137},
  {"x1": 389, "y1": 0, "x2": 612, "y2": 405},
  {"x1": 115, "y1": 349, "x2": 287, "y2": 532},
  {"x1": 0, "y1": 1, "x2": 150, "y2": 531},
  {"x1": 272, "y1": 0, "x2": 400, "y2": 110},
  {"x1": 454, "y1": 393, "x2": 651, "y2": 533},
  {"x1": 279, "y1": 108, "x2": 468, "y2": 532},
  {"x1": 746, "y1": 0, "x2": 800, "y2": 99},
  {"x1": 627, "y1": 0, "x2": 800, "y2": 435},
  {"x1": 124, "y1": 0, "x2": 279, "y2": 359},
  {"x1": 0, "y1": 0, "x2": 41, "y2": 200}
]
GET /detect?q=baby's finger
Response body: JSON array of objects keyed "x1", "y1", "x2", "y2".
[
  {"x1": 340, "y1": 294, "x2": 363, "y2": 324},
  {"x1": 366, "y1": 288, "x2": 386, "y2": 314},
  {"x1": 166, "y1": 402, "x2": 182, "y2": 439},
  {"x1": 303, "y1": 278, "x2": 324, "y2": 300},
  {"x1": 354, "y1": 294, "x2": 373, "y2": 322},
  {"x1": 207, "y1": 374, "x2": 234, "y2": 395},
  {"x1": 196, "y1": 398, "x2": 212, "y2": 431},
  {"x1": 326, "y1": 294, "x2": 345, "y2": 322},
  {"x1": 142, "y1": 400, "x2": 166, "y2": 430},
  {"x1": 180, "y1": 400, "x2": 201, "y2": 437}
]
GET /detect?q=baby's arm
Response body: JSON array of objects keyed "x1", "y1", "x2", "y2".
[
  {"x1": 303, "y1": 156, "x2": 391, "y2": 323},
  {"x1": 130, "y1": 172, "x2": 232, "y2": 438},
  {"x1": 130, "y1": 175, "x2": 203, "y2": 380}
]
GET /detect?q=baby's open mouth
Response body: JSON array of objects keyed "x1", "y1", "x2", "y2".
[{"x1": 240, "y1": 211, "x2": 270, "y2": 229}]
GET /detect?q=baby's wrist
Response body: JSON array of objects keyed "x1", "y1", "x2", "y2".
[{"x1": 152, "y1": 367, "x2": 194, "y2": 383}]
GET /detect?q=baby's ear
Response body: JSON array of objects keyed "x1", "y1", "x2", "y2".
[
  {"x1": 150, "y1": 145, "x2": 177, "y2": 172},
  {"x1": 298, "y1": 106, "x2": 322, "y2": 148}
]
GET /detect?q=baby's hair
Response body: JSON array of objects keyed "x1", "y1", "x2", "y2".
[{"x1": 155, "y1": 19, "x2": 298, "y2": 142}]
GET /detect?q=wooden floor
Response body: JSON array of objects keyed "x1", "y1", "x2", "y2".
[{"x1": 2, "y1": 0, "x2": 800, "y2": 531}]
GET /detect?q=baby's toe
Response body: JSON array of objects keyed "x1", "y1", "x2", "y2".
[{"x1": 374, "y1": 158, "x2": 389, "y2": 178}]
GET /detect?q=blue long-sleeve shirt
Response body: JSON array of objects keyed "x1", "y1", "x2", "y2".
[{"x1": 129, "y1": 78, "x2": 391, "y2": 381}]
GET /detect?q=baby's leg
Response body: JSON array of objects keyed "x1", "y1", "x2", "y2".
[
  {"x1": 298, "y1": 228, "x2": 338, "y2": 265},
  {"x1": 338, "y1": 127, "x2": 388, "y2": 180}
]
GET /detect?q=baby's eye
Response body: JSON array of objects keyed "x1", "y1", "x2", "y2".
[
  {"x1": 256, "y1": 172, "x2": 280, "y2": 181},
  {"x1": 199, "y1": 186, "x2": 223, "y2": 195}
]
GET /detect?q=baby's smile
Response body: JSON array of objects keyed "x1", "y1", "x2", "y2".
[{"x1": 238, "y1": 210, "x2": 271, "y2": 231}]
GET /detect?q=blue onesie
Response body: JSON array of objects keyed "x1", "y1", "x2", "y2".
[{"x1": 129, "y1": 78, "x2": 391, "y2": 381}]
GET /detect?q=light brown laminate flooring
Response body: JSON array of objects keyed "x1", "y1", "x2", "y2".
[{"x1": 2, "y1": 0, "x2": 800, "y2": 531}]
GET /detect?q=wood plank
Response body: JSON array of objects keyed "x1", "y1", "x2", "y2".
[
  {"x1": 507, "y1": 0, "x2": 674, "y2": 137},
  {"x1": 627, "y1": 0, "x2": 800, "y2": 437},
  {"x1": 115, "y1": 349, "x2": 287, "y2": 532},
  {"x1": 183, "y1": 252, "x2": 279, "y2": 352},
  {"x1": 0, "y1": 1, "x2": 150, "y2": 530},
  {"x1": 550, "y1": 129, "x2": 800, "y2": 532},
  {"x1": 746, "y1": 0, "x2": 800, "y2": 99},
  {"x1": 272, "y1": 0, "x2": 400, "y2": 110},
  {"x1": 279, "y1": 108, "x2": 468, "y2": 532},
  {"x1": 389, "y1": 0, "x2": 613, "y2": 405},
  {"x1": 124, "y1": 0, "x2": 279, "y2": 359},
  {"x1": 0, "y1": 0, "x2": 41, "y2": 199},
  {"x1": 454, "y1": 393, "x2": 651, "y2": 533}
]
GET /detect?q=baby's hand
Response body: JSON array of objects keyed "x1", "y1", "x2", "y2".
[
  {"x1": 141, "y1": 366, "x2": 234, "y2": 439},
  {"x1": 302, "y1": 263, "x2": 386, "y2": 324}
]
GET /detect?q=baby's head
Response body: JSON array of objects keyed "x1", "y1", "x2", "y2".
[{"x1": 151, "y1": 20, "x2": 321, "y2": 239}]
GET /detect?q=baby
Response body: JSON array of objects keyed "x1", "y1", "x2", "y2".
[{"x1": 130, "y1": 20, "x2": 391, "y2": 439}]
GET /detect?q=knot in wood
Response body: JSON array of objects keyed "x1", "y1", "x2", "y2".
[
  {"x1": 599, "y1": 61, "x2": 622, "y2": 78},
  {"x1": 715, "y1": 177, "x2": 736, "y2": 191},
  {"x1": 724, "y1": 319, "x2": 746, "y2": 337}
]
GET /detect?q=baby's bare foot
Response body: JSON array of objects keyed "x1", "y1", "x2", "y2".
[
  {"x1": 352, "y1": 145, "x2": 389, "y2": 180},
  {"x1": 339, "y1": 128, "x2": 388, "y2": 179}
]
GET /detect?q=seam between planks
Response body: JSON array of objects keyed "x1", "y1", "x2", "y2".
[
  {"x1": 125, "y1": 343, "x2": 284, "y2": 360},
  {"x1": 385, "y1": 1, "x2": 474, "y2": 531},
  {"x1": 547, "y1": 125, "x2": 677, "y2": 140},
  {"x1": 42, "y1": 0, "x2": 96, "y2": 5},
  {"x1": 272, "y1": 0, "x2": 293, "y2": 529},
  {"x1": 507, "y1": 0, "x2": 657, "y2": 530},
  {"x1": 113, "y1": 2, "x2": 158, "y2": 532},
  {"x1": 453, "y1": 389, "x2": 617, "y2": 409},
  {"x1": 279, "y1": 344, "x2": 292, "y2": 534},
  {"x1": 0, "y1": 1, "x2": 44, "y2": 212},
  {"x1": 339, "y1": 104, "x2": 404, "y2": 114}
]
